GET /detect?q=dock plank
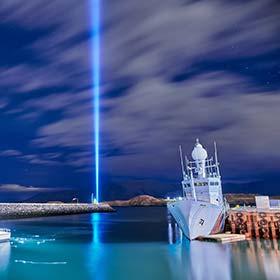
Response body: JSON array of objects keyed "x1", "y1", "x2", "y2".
[{"x1": 198, "y1": 233, "x2": 246, "y2": 243}]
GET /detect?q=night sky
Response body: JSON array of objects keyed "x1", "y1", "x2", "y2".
[{"x1": 0, "y1": 0, "x2": 280, "y2": 202}]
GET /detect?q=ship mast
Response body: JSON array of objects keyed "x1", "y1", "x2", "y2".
[
  {"x1": 190, "y1": 167, "x2": 197, "y2": 201},
  {"x1": 214, "y1": 141, "x2": 220, "y2": 177},
  {"x1": 179, "y1": 145, "x2": 186, "y2": 176}
]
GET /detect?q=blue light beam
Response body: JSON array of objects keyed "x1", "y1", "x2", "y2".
[{"x1": 90, "y1": 0, "x2": 101, "y2": 202}]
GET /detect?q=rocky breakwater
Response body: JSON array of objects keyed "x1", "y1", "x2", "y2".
[{"x1": 0, "y1": 203, "x2": 114, "y2": 219}]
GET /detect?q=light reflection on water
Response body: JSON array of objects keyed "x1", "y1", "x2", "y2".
[{"x1": 0, "y1": 207, "x2": 279, "y2": 280}]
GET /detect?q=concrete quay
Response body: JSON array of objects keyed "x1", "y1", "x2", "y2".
[{"x1": 0, "y1": 203, "x2": 115, "y2": 219}]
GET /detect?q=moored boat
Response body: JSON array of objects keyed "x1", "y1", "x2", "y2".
[
  {"x1": 167, "y1": 139, "x2": 225, "y2": 240},
  {"x1": 0, "y1": 229, "x2": 11, "y2": 243}
]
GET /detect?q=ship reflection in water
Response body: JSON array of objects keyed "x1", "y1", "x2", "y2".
[
  {"x1": 168, "y1": 215, "x2": 231, "y2": 280},
  {"x1": 168, "y1": 214, "x2": 280, "y2": 280}
]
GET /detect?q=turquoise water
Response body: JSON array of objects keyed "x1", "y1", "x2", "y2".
[{"x1": 0, "y1": 207, "x2": 280, "y2": 280}]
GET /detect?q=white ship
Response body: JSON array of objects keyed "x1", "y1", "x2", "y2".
[{"x1": 168, "y1": 139, "x2": 225, "y2": 240}]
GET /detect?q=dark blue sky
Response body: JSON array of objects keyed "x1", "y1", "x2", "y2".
[{"x1": 0, "y1": 0, "x2": 280, "y2": 202}]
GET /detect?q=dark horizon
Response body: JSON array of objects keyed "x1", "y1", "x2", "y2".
[{"x1": 0, "y1": 0, "x2": 280, "y2": 202}]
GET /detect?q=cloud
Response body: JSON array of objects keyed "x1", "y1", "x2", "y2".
[
  {"x1": 0, "y1": 184, "x2": 74, "y2": 203},
  {"x1": 0, "y1": 0, "x2": 279, "y2": 185},
  {"x1": 0, "y1": 98, "x2": 9, "y2": 110},
  {"x1": 0, "y1": 150, "x2": 22, "y2": 157},
  {"x1": 0, "y1": 149, "x2": 61, "y2": 167},
  {"x1": 102, "y1": 0, "x2": 280, "y2": 80},
  {"x1": 100, "y1": 72, "x2": 280, "y2": 179},
  {"x1": 0, "y1": 184, "x2": 61, "y2": 193}
]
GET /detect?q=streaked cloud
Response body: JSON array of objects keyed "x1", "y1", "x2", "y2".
[{"x1": 0, "y1": 0, "x2": 279, "y2": 195}]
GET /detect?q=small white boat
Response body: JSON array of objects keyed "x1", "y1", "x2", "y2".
[
  {"x1": 0, "y1": 229, "x2": 11, "y2": 243},
  {"x1": 168, "y1": 139, "x2": 226, "y2": 240}
]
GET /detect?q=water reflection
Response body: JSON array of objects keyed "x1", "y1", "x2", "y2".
[
  {"x1": 0, "y1": 242, "x2": 11, "y2": 278},
  {"x1": 0, "y1": 208, "x2": 280, "y2": 280},
  {"x1": 167, "y1": 216, "x2": 231, "y2": 280},
  {"x1": 92, "y1": 213, "x2": 101, "y2": 244},
  {"x1": 168, "y1": 212, "x2": 280, "y2": 280},
  {"x1": 231, "y1": 239, "x2": 280, "y2": 280},
  {"x1": 89, "y1": 213, "x2": 104, "y2": 280}
]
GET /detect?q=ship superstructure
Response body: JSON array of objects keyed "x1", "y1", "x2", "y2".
[
  {"x1": 180, "y1": 139, "x2": 223, "y2": 206},
  {"x1": 168, "y1": 139, "x2": 225, "y2": 240}
]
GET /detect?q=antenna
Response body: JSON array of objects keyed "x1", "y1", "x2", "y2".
[
  {"x1": 185, "y1": 156, "x2": 189, "y2": 176},
  {"x1": 214, "y1": 141, "x2": 220, "y2": 177},
  {"x1": 214, "y1": 141, "x2": 218, "y2": 164},
  {"x1": 179, "y1": 145, "x2": 185, "y2": 176},
  {"x1": 190, "y1": 168, "x2": 197, "y2": 201}
]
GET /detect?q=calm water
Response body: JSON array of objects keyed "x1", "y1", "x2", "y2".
[{"x1": 0, "y1": 207, "x2": 280, "y2": 280}]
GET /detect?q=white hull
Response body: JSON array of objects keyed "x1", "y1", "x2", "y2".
[{"x1": 167, "y1": 199, "x2": 224, "y2": 240}]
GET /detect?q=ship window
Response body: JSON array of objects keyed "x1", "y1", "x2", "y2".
[{"x1": 210, "y1": 182, "x2": 215, "y2": 186}]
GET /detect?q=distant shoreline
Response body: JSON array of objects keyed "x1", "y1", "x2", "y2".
[
  {"x1": 1, "y1": 193, "x2": 279, "y2": 220},
  {"x1": 105, "y1": 193, "x2": 280, "y2": 207}
]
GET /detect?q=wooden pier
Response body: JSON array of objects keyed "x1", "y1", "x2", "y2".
[
  {"x1": 198, "y1": 233, "x2": 246, "y2": 243},
  {"x1": 228, "y1": 208, "x2": 280, "y2": 239}
]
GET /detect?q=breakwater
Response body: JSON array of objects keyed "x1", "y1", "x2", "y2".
[
  {"x1": 228, "y1": 209, "x2": 280, "y2": 239},
  {"x1": 0, "y1": 203, "x2": 114, "y2": 219}
]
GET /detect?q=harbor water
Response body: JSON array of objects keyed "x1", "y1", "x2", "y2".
[{"x1": 0, "y1": 207, "x2": 280, "y2": 280}]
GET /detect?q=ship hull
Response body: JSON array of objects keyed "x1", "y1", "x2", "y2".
[{"x1": 167, "y1": 199, "x2": 225, "y2": 240}]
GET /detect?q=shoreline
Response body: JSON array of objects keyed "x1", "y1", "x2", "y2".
[{"x1": 0, "y1": 203, "x2": 115, "y2": 220}]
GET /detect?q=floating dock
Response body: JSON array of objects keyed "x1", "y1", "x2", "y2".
[
  {"x1": 198, "y1": 233, "x2": 246, "y2": 243},
  {"x1": 0, "y1": 203, "x2": 114, "y2": 219},
  {"x1": 228, "y1": 208, "x2": 280, "y2": 239}
]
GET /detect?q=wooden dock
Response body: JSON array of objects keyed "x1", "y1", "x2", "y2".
[
  {"x1": 228, "y1": 208, "x2": 280, "y2": 239},
  {"x1": 198, "y1": 233, "x2": 246, "y2": 243}
]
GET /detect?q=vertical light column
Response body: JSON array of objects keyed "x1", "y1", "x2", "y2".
[{"x1": 91, "y1": 0, "x2": 100, "y2": 202}]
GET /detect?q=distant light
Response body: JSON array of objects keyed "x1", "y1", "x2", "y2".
[{"x1": 90, "y1": 0, "x2": 101, "y2": 202}]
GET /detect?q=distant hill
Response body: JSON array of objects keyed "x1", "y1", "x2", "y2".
[{"x1": 105, "y1": 195, "x2": 167, "y2": 207}]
